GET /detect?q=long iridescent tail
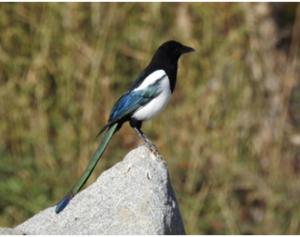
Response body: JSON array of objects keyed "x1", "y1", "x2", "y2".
[{"x1": 55, "y1": 123, "x2": 118, "y2": 214}]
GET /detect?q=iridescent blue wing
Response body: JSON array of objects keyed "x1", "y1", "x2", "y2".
[
  {"x1": 109, "y1": 84, "x2": 161, "y2": 123},
  {"x1": 96, "y1": 75, "x2": 164, "y2": 136}
]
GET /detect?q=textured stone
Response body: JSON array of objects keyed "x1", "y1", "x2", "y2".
[
  {"x1": 15, "y1": 146, "x2": 185, "y2": 234},
  {"x1": 0, "y1": 227, "x2": 23, "y2": 235}
]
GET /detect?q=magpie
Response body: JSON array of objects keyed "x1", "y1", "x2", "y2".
[{"x1": 55, "y1": 40, "x2": 194, "y2": 214}]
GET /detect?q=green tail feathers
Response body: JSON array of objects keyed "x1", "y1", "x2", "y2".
[{"x1": 55, "y1": 123, "x2": 118, "y2": 214}]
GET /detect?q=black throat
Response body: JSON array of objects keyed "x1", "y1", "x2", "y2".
[{"x1": 147, "y1": 53, "x2": 179, "y2": 93}]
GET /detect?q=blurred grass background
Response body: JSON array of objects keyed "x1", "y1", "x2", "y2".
[{"x1": 0, "y1": 3, "x2": 300, "y2": 234}]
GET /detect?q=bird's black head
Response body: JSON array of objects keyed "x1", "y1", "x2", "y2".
[
  {"x1": 145, "y1": 40, "x2": 194, "y2": 92},
  {"x1": 151, "y1": 40, "x2": 195, "y2": 65}
]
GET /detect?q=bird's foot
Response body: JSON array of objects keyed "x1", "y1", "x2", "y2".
[
  {"x1": 133, "y1": 127, "x2": 161, "y2": 157},
  {"x1": 143, "y1": 139, "x2": 160, "y2": 157}
]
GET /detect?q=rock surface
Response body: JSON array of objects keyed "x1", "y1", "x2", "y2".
[
  {"x1": 15, "y1": 146, "x2": 185, "y2": 234},
  {"x1": 0, "y1": 227, "x2": 23, "y2": 235}
]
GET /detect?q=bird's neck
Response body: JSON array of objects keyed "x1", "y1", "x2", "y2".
[
  {"x1": 149, "y1": 58, "x2": 178, "y2": 93},
  {"x1": 164, "y1": 63, "x2": 177, "y2": 92}
]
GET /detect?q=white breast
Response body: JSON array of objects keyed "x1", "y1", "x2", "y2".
[{"x1": 132, "y1": 71, "x2": 171, "y2": 121}]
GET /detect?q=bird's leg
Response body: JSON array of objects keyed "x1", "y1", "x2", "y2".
[
  {"x1": 133, "y1": 127, "x2": 159, "y2": 154},
  {"x1": 130, "y1": 118, "x2": 159, "y2": 155}
]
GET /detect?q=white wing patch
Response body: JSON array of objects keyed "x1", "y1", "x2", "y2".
[
  {"x1": 132, "y1": 75, "x2": 171, "y2": 121},
  {"x1": 133, "y1": 70, "x2": 166, "y2": 91}
]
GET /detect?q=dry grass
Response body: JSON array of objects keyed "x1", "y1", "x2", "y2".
[{"x1": 0, "y1": 3, "x2": 299, "y2": 234}]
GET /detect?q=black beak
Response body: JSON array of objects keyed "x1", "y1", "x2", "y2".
[{"x1": 181, "y1": 45, "x2": 195, "y2": 54}]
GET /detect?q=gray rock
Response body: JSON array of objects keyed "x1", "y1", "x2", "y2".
[
  {"x1": 0, "y1": 227, "x2": 23, "y2": 235},
  {"x1": 15, "y1": 145, "x2": 185, "y2": 234}
]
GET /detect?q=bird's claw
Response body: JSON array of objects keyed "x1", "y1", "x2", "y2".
[{"x1": 143, "y1": 139, "x2": 160, "y2": 157}]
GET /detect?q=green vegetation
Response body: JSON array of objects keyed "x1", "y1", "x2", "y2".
[{"x1": 0, "y1": 3, "x2": 299, "y2": 234}]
